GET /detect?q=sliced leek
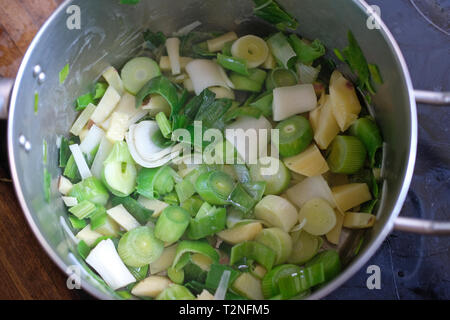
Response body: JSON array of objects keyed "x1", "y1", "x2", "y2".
[
  {"x1": 254, "y1": 195, "x2": 298, "y2": 232},
  {"x1": 231, "y1": 35, "x2": 269, "y2": 68},
  {"x1": 298, "y1": 198, "x2": 337, "y2": 236}
]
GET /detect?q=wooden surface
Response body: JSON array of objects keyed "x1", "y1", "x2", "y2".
[{"x1": 0, "y1": 0, "x2": 91, "y2": 300}]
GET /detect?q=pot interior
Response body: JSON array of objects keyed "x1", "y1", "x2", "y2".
[{"x1": 8, "y1": 0, "x2": 415, "y2": 299}]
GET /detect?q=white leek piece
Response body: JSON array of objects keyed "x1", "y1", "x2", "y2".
[
  {"x1": 225, "y1": 116, "x2": 272, "y2": 163},
  {"x1": 185, "y1": 59, "x2": 232, "y2": 95},
  {"x1": 159, "y1": 56, "x2": 193, "y2": 72},
  {"x1": 58, "y1": 176, "x2": 73, "y2": 195},
  {"x1": 76, "y1": 224, "x2": 103, "y2": 246},
  {"x1": 272, "y1": 84, "x2": 317, "y2": 121},
  {"x1": 90, "y1": 86, "x2": 121, "y2": 124},
  {"x1": 106, "y1": 112, "x2": 129, "y2": 142},
  {"x1": 286, "y1": 175, "x2": 336, "y2": 209},
  {"x1": 166, "y1": 37, "x2": 181, "y2": 75},
  {"x1": 214, "y1": 270, "x2": 231, "y2": 300},
  {"x1": 106, "y1": 204, "x2": 141, "y2": 231},
  {"x1": 70, "y1": 103, "x2": 96, "y2": 136},
  {"x1": 126, "y1": 120, "x2": 181, "y2": 168},
  {"x1": 297, "y1": 63, "x2": 320, "y2": 84},
  {"x1": 85, "y1": 239, "x2": 136, "y2": 290},
  {"x1": 131, "y1": 276, "x2": 172, "y2": 297},
  {"x1": 207, "y1": 31, "x2": 238, "y2": 52},
  {"x1": 90, "y1": 136, "x2": 114, "y2": 179},
  {"x1": 62, "y1": 196, "x2": 78, "y2": 207},
  {"x1": 102, "y1": 66, "x2": 124, "y2": 95},
  {"x1": 173, "y1": 20, "x2": 202, "y2": 36},
  {"x1": 254, "y1": 195, "x2": 298, "y2": 232},
  {"x1": 69, "y1": 144, "x2": 92, "y2": 180},
  {"x1": 79, "y1": 124, "x2": 105, "y2": 155},
  {"x1": 230, "y1": 35, "x2": 269, "y2": 68}
]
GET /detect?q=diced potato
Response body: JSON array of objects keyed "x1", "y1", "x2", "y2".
[
  {"x1": 217, "y1": 222, "x2": 263, "y2": 245},
  {"x1": 150, "y1": 244, "x2": 178, "y2": 274},
  {"x1": 329, "y1": 70, "x2": 361, "y2": 131},
  {"x1": 343, "y1": 212, "x2": 376, "y2": 229},
  {"x1": 232, "y1": 272, "x2": 263, "y2": 300},
  {"x1": 309, "y1": 92, "x2": 326, "y2": 132},
  {"x1": 76, "y1": 224, "x2": 103, "y2": 246},
  {"x1": 137, "y1": 196, "x2": 169, "y2": 218},
  {"x1": 332, "y1": 183, "x2": 372, "y2": 213},
  {"x1": 314, "y1": 95, "x2": 340, "y2": 149},
  {"x1": 131, "y1": 276, "x2": 172, "y2": 298},
  {"x1": 283, "y1": 144, "x2": 329, "y2": 177},
  {"x1": 106, "y1": 112, "x2": 129, "y2": 142},
  {"x1": 326, "y1": 210, "x2": 344, "y2": 245},
  {"x1": 251, "y1": 264, "x2": 267, "y2": 279},
  {"x1": 197, "y1": 289, "x2": 215, "y2": 300}
]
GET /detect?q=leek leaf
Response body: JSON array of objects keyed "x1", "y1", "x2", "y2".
[{"x1": 252, "y1": 0, "x2": 298, "y2": 31}]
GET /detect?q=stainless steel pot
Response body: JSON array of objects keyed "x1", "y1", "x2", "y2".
[{"x1": 1, "y1": 0, "x2": 449, "y2": 300}]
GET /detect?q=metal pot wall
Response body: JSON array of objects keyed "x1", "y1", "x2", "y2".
[{"x1": 1, "y1": 0, "x2": 449, "y2": 299}]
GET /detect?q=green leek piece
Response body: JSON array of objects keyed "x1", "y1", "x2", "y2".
[
  {"x1": 249, "y1": 156, "x2": 291, "y2": 195},
  {"x1": 77, "y1": 240, "x2": 91, "y2": 260},
  {"x1": 168, "y1": 266, "x2": 185, "y2": 284},
  {"x1": 266, "y1": 32, "x2": 296, "y2": 69},
  {"x1": 349, "y1": 117, "x2": 383, "y2": 167},
  {"x1": 180, "y1": 196, "x2": 204, "y2": 217},
  {"x1": 111, "y1": 196, "x2": 154, "y2": 225},
  {"x1": 228, "y1": 183, "x2": 257, "y2": 214},
  {"x1": 89, "y1": 206, "x2": 108, "y2": 230},
  {"x1": 117, "y1": 226, "x2": 164, "y2": 267},
  {"x1": 224, "y1": 106, "x2": 262, "y2": 122},
  {"x1": 288, "y1": 35, "x2": 325, "y2": 64},
  {"x1": 154, "y1": 206, "x2": 190, "y2": 243},
  {"x1": 249, "y1": 91, "x2": 273, "y2": 117},
  {"x1": 59, "y1": 63, "x2": 69, "y2": 83},
  {"x1": 175, "y1": 178, "x2": 196, "y2": 204},
  {"x1": 43, "y1": 168, "x2": 51, "y2": 203},
  {"x1": 206, "y1": 263, "x2": 240, "y2": 291},
  {"x1": 171, "y1": 240, "x2": 219, "y2": 271},
  {"x1": 326, "y1": 135, "x2": 367, "y2": 174},
  {"x1": 137, "y1": 166, "x2": 180, "y2": 199},
  {"x1": 187, "y1": 203, "x2": 226, "y2": 240},
  {"x1": 156, "y1": 284, "x2": 195, "y2": 300},
  {"x1": 277, "y1": 263, "x2": 326, "y2": 299},
  {"x1": 68, "y1": 176, "x2": 109, "y2": 206},
  {"x1": 230, "y1": 241, "x2": 276, "y2": 272},
  {"x1": 68, "y1": 215, "x2": 87, "y2": 229},
  {"x1": 155, "y1": 111, "x2": 172, "y2": 138},
  {"x1": 163, "y1": 191, "x2": 179, "y2": 206},
  {"x1": 251, "y1": 0, "x2": 298, "y2": 30},
  {"x1": 59, "y1": 137, "x2": 71, "y2": 168},
  {"x1": 195, "y1": 170, "x2": 235, "y2": 205},
  {"x1": 276, "y1": 115, "x2": 313, "y2": 157},
  {"x1": 217, "y1": 53, "x2": 249, "y2": 76},
  {"x1": 265, "y1": 68, "x2": 297, "y2": 91},
  {"x1": 305, "y1": 250, "x2": 341, "y2": 282},
  {"x1": 229, "y1": 68, "x2": 267, "y2": 92},
  {"x1": 222, "y1": 41, "x2": 234, "y2": 56},
  {"x1": 93, "y1": 82, "x2": 108, "y2": 99},
  {"x1": 69, "y1": 200, "x2": 97, "y2": 219},
  {"x1": 128, "y1": 265, "x2": 149, "y2": 282},
  {"x1": 261, "y1": 264, "x2": 301, "y2": 298},
  {"x1": 135, "y1": 76, "x2": 180, "y2": 118},
  {"x1": 75, "y1": 92, "x2": 95, "y2": 111},
  {"x1": 63, "y1": 155, "x2": 81, "y2": 183}
]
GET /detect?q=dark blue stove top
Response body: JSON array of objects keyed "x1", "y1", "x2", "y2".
[{"x1": 327, "y1": 0, "x2": 450, "y2": 300}]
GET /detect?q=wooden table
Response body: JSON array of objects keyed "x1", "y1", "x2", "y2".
[{"x1": 0, "y1": 0, "x2": 91, "y2": 300}]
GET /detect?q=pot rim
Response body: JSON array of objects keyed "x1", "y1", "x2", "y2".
[{"x1": 7, "y1": 0, "x2": 417, "y2": 300}]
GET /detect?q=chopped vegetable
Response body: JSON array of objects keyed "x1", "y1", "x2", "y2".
[
  {"x1": 327, "y1": 135, "x2": 366, "y2": 174},
  {"x1": 265, "y1": 68, "x2": 297, "y2": 91},
  {"x1": 266, "y1": 32, "x2": 296, "y2": 69},
  {"x1": 156, "y1": 284, "x2": 195, "y2": 300},
  {"x1": 185, "y1": 59, "x2": 233, "y2": 95},
  {"x1": 68, "y1": 176, "x2": 109, "y2": 206},
  {"x1": 70, "y1": 103, "x2": 96, "y2": 136},
  {"x1": 217, "y1": 53, "x2": 249, "y2": 76},
  {"x1": 251, "y1": 0, "x2": 298, "y2": 30},
  {"x1": 287, "y1": 231, "x2": 321, "y2": 264},
  {"x1": 154, "y1": 206, "x2": 190, "y2": 243},
  {"x1": 229, "y1": 68, "x2": 267, "y2": 92},
  {"x1": 272, "y1": 84, "x2": 317, "y2": 121},
  {"x1": 106, "y1": 204, "x2": 141, "y2": 231},
  {"x1": 277, "y1": 262, "x2": 325, "y2": 299},
  {"x1": 305, "y1": 250, "x2": 341, "y2": 282},
  {"x1": 187, "y1": 203, "x2": 226, "y2": 240},
  {"x1": 90, "y1": 86, "x2": 121, "y2": 124},
  {"x1": 230, "y1": 35, "x2": 269, "y2": 68},
  {"x1": 131, "y1": 276, "x2": 172, "y2": 298},
  {"x1": 207, "y1": 32, "x2": 238, "y2": 52},
  {"x1": 59, "y1": 63, "x2": 69, "y2": 83},
  {"x1": 289, "y1": 35, "x2": 325, "y2": 64},
  {"x1": 230, "y1": 241, "x2": 276, "y2": 272},
  {"x1": 331, "y1": 183, "x2": 372, "y2": 213},
  {"x1": 217, "y1": 222, "x2": 263, "y2": 245},
  {"x1": 118, "y1": 226, "x2": 164, "y2": 267},
  {"x1": 343, "y1": 212, "x2": 376, "y2": 229},
  {"x1": 85, "y1": 239, "x2": 136, "y2": 290},
  {"x1": 249, "y1": 156, "x2": 291, "y2": 195},
  {"x1": 276, "y1": 115, "x2": 313, "y2": 157},
  {"x1": 254, "y1": 195, "x2": 298, "y2": 232},
  {"x1": 262, "y1": 264, "x2": 301, "y2": 298},
  {"x1": 286, "y1": 175, "x2": 336, "y2": 209},
  {"x1": 255, "y1": 228, "x2": 292, "y2": 265},
  {"x1": 102, "y1": 66, "x2": 124, "y2": 95},
  {"x1": 298, "y1": 198, "x2": 337, "y2": 235},
  {"x1": 232, "y1": 272, "x2": 263, "y2": 300},
  {"x1": 283, "y1": 144, "x2": 329, "y2": 177},
  {"x1": 195, "y1": 170, "x2": 235, "y2": 205},
  {"x1": 349, "y1": 117, "x2": 383, "y2": 167}
]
